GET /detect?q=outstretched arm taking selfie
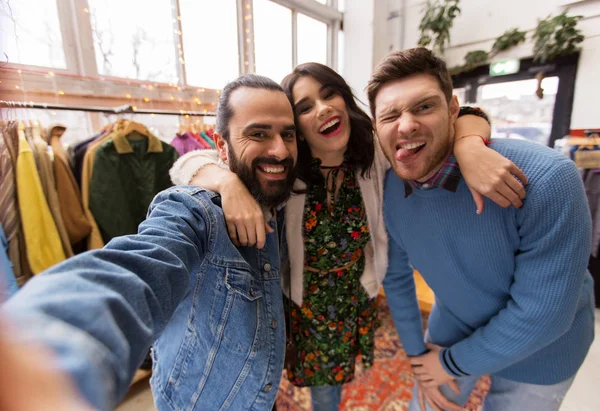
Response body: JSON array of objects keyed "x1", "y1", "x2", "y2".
[{"x1": 1, "y1": 188, "x2": 212, "y2": 410}]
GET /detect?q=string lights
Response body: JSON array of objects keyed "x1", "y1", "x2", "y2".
[
  {"x1": 2, "y1": 4, "x2": 248, "y2": 130},
  {"x1": 241, "y1": 0, "x2": 255, "y2": 74}
]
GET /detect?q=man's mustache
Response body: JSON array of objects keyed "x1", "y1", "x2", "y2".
[{"x1": 251, "y1": 157, "x2": 295, "y2": 168}]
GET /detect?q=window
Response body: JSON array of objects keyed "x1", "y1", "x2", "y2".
[
  {"x1": 180, "y1": 0, "x2": 240, "y2": 89},
  {"x1": 297, "y1": 13, "x2": 327, "y2": 66},
  {"x1": 0, "y1": 0, "x2": 66, "y2": 68},
  {"x1": 87, "y1": 0, "x2": 178, "y2": 83},
  {"x1": 479, "y1": 77, "x2": 559, "y2": 145},
  {"x1": 253, "y1": 0, "x2": 341, "y2": 79},
  {"x1": 0, "y1": 0, "x2": 341, "y2": 121},
  {"x1": 253, "y1": 0, "x2": 293, "y2": 83}
]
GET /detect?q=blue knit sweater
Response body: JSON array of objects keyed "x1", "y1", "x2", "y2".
[{"x1": 383, "y1": 139, "x2": 595, "y2": 385}]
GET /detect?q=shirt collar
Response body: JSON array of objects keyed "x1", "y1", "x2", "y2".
[
  {"x1": 404, "y1": 155, "x2": 461, "y2": 197},
  {"x1": 112, "y1": 130, "x2": 163, "y2": 154},
  {"x1": 262, "y1": 202, "x2": 286, "y2": 223}
]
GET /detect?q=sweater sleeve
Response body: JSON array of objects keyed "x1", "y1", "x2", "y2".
[
  {"x1": 169, "y1": 149, "x2": 225, "y2": 185},
  {"x1": 383, "y1": 201, "x2": 428, "y2": 357},
  {"x1": 443, "y1": 160, "x2": 593, "y2": 377}
]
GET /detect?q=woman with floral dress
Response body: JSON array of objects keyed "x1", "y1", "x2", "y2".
[{"x1": 170, "y1": 64, "x2": 526, "y2": 410}]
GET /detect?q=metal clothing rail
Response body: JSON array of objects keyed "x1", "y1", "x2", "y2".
[{"x1": 0, "y1": 100, "x2": 216, "y2": 117}]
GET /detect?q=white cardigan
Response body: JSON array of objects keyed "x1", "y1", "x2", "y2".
[{"x1": 169, "y1": 145, "x2": 389, "y2": 306}]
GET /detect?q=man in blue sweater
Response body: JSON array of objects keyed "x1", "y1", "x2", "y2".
[{"x1": 367, "y1": 47, "x2": 595, "y2": 411}]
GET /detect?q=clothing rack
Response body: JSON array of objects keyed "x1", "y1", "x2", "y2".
[{"x1": 0, "y1": 100, "x2": 216, "y2": 117}]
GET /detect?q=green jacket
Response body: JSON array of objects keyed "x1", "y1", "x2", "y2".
[{"x1": 89, "y1": 131, "x2": 179, "y2": 243}]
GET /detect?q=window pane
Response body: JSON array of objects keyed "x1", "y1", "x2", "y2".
[
  {"x1": 479, "y1": 77, "x2": 559, "y2": 146},
  {"x1": 0, "y1": 0, "x2": 66, "y2": 68},
  {"x1": 88, "y1": 0, "x2": 178, "y2": 83},
  {"x1": 180, "y1": 0, "x2": 239, "y2": 89},
  {"x1": 314, "y1": 0, "x2": 328, "y2": 4},
  {"x1": 338, "y1": 0, "x2": 345, "y2": 12},
  {"x1": 297, "y1": 14, "x2": 327, "y2": 66},
  {"x1": 253, "y1": 0, "x2": 292, "y2": 83}
]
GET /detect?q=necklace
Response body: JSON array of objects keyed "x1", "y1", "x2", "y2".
[{"x1": 320, "y1": 163, "x2": 344, "y2": 169}]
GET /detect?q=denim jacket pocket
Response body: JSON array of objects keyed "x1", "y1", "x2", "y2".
[
  {"x1": 225, "y1": 267, "x2": 264, "y2": 301},
  {"x1": 209, "y1": 267, "x2": 265, "y2": 354}
]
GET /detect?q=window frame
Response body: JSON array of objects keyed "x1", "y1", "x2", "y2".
[
  {"x1": 452, "y1": 53, "x2": 580, "y2": 147},
  {"x1": 0, "y1": 0, "x2": 342, "y2": 128},
  {"x1": 266, "y1": 0, "x2": 342, "y2": 70}
]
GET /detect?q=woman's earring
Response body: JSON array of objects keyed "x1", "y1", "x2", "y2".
[{"x1": 298, "y1": 134, "x2": 305, "y2": 141}]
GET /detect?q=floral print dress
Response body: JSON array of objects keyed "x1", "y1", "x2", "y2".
[{"x1": 287, "y1": 162, "x2": 379, "y2": 387}]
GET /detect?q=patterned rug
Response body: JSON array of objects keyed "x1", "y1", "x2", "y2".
[{"x1": 275, "y1": 297, "x2": 490, "y2": 410}]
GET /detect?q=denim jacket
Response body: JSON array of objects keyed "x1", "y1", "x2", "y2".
[
  {"x1": 2, "y1": 187, "x2": 286, "y2": 411},
  {"x1": 0, "y1": 223, "x2": 18, "y2": 300}
]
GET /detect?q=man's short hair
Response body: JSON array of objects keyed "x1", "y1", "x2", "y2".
[
  {"x1": 216, "y1": 74, "x2": 291, "y2": 141},
  {"x1": 366, "y1": 47, "x2": 454, "y2": 119}
]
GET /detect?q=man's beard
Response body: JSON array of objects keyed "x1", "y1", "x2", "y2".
[{"x1": 229, "y1": 149, "x2": 296, "y2": 209}]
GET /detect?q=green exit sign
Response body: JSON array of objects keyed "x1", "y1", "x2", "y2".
[{"x1": 490, "y1": 60, "x2": 520, "y2": 76}]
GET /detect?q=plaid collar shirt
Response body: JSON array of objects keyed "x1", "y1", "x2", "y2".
[{"x1": 404, "y1": 155, "x2": 461, "y2": 197}]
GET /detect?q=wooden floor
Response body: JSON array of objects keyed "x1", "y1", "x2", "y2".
[
  {"x1": 414, "y1": 270, "x2": 434, "y2": 314},
  {"x1": 131, "y1": 370, "x2": 151, "y2": 386},
  {"x1": 378, "y1": 270, "x2": 434, "y2": 315}
]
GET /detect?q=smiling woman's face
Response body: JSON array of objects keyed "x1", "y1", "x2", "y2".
[{"x1": 291, "y1": 75, "x2": 351, "y2": 161}]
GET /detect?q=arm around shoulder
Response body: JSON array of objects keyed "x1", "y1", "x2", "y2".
[{"x1": 169, "y1": 149, "x2": 223, "y2": 185}]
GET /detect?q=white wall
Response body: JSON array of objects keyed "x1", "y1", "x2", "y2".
[
  {"x1": 342, "y1": 0, "x2": 375, "y2": 109},
  {"x1": 361, "y1": 0, "x2": 600, "y2": 129},
  {"x1": 570, "y1": 18, "x2": 600, "y2": 129}
]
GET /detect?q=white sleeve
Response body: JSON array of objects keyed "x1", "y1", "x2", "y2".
[{"x1": 169, "y1": 149, "x2": 227, "y2": 185}]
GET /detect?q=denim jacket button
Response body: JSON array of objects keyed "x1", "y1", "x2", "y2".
[
  {"x1": 271, "y1": 320, "x2": 277, "y2": 329},
  {"x1": 263, "y1": 263, "x2": 271, "y2": 272},
  {"x1": 263, "y1": 383, "x2": 273, "y2": 392}
]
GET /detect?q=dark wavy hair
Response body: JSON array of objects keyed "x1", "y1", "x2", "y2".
[{"x1": 281, "y1": 63, "x2": 375, "y2": 184}]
